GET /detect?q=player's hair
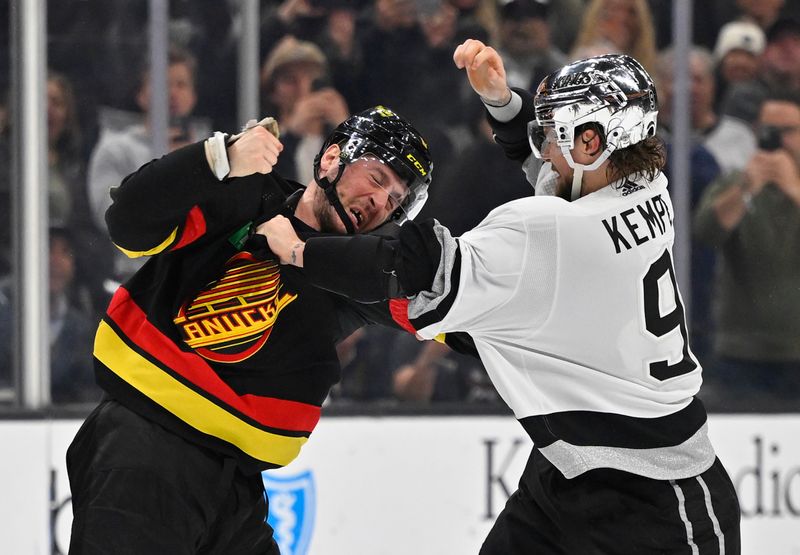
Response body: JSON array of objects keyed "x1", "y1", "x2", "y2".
[
  {"x1": 577, "y1": 122, "x2": 666, "y2": 183},
  {"x1": 608, "y1": 135, "x2": 666, "y2": 183}
]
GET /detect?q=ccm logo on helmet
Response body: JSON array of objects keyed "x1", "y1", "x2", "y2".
[
  {"x1": 375, "y1": 106, "x2": 396, "y2": 118},
  {"x1": 406, "y1": 153, "x2": 428, "y2": 176}
]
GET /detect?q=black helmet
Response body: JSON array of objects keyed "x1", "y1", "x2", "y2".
[
  {"x1": 314, "y1": 106, "x2": 432, "y2": 232},
  {"x1": 529, "y1": 54, "x2": 658, "y2": 165}
]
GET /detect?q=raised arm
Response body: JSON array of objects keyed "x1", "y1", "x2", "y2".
[
  {"x1": 452, "y1": 38, "x2": 511, "y2": 107},
  {"x1": 106, "y1": 124, "x2": 283, "y2": 258}
]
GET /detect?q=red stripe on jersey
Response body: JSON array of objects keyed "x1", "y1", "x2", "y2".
[
  {"x1": 389, "y1": 298, "x2": 417, "y2": 335},
  {"x1": 106, "y1": 287, "x2": 320, "y2": 433},
  {"x1": 172, "y1": 205, "x2": 207, "y2": 250}
]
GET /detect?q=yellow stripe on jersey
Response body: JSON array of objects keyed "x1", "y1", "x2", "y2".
[
  {"x1": 94, "y1": 320, "x2": 307, "y2": 466},
  {"x1": 114, "y1": 226, "x2": 179, "y2": 258}
]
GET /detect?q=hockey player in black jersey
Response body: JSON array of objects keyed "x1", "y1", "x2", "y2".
[
  {"x1": 260, "y1": 40, "x2": 742, "y2": 554},
  {"x1": 65, "y1": 106, "x2": 452, "y2": 553}
]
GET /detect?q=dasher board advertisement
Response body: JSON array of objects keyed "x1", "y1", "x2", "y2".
[{"x1": 1, "y1": 415, "x2": 798, "y2": 554}]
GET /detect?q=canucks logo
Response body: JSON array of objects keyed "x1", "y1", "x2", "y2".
[
  {"x1": 174, "y1": 252, "x2": 297, "y2": 363},
  {"x1": 263, "y1": 470, "x2": 316, "y2": 555}
]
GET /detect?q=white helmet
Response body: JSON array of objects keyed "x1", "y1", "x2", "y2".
[{"x1": 528, "y1": 54, "x2": 658, "y2": 199}]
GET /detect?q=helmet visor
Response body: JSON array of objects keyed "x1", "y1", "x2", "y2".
[
  {"x1": 356, "y1": 153, "x2": 428, "y2": 223},
  {"x1": 527, "y1": 121, "x2": 557, "y2": 159}
]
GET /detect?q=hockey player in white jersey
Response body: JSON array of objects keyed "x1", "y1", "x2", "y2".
[{"x1": 259, "y1": 40, "x2": 741, "y2": 554}]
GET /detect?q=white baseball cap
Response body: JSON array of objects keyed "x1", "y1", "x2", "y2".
[{"x1": 713, "y1": 21, "x2": 766, "y2": 63}]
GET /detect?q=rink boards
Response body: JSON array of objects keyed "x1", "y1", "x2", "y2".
[{"x1": 1, "y1": 414, "x2": 798, "y2": 554}]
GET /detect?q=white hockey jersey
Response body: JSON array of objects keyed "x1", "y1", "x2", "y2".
[{"x1": 408, "y1": 172, "x2": 716, "y2": 480}]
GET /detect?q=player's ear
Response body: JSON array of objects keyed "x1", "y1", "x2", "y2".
[
  {"x1": 319, "y1": 144, "x2": 341, "y2": 173},
  {"x1": 580, "y1": 129, "x2": 602, "y2": 157}
]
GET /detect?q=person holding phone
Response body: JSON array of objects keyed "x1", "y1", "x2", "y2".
[
  {"x1": 694, "y1": 91, "x2": 800, "y2": 411},
  {"x1": 87, "y1": 44, "x2": 202, "y2": 284},
  {"x1": 260, "y1": 36, "x2": 350, "y2": 185}
]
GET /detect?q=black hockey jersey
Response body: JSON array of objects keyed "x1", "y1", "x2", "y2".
[{"x1": 94, "y1": 141, "x2": 406, "y2": 473}]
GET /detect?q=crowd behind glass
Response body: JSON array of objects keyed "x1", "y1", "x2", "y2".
[{"x1": 0, "y1": 0, "x2": 799, "y2": 411}]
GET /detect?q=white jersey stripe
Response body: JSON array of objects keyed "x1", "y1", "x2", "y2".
[
  {"x1": 671, "y1": 480, "x2": 700, "y2": 555},
  {"x1": 696, "y1": 475, "x2": 726, "y2": 554},
  {"x1": 538, "y1": 422, "x2": 715, "y2": 479}
]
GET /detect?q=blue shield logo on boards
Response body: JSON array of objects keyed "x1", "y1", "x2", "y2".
[{"x1": 262, "y1": 469, "x2": 316, "y2": 555}]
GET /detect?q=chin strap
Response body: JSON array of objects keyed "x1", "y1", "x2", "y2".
[
  {"x1": 314, "y1": 160, "x2": 356, "y2": 234},
  {"x1": 570, "y1": 165, "x2": 584, "y2": 201},
  {"x1": 562, "y1": 144, "x2": 616, "y2": 201}
]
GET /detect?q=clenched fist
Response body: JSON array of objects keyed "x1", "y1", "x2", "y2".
[
  {"x1": 256, "y1": 215, "x2": 305, "y2": 266},
  {"x1": 227, "y1": 125, "x2": 284, "y2": 178}
]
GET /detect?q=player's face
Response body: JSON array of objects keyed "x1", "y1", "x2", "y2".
[{"x1": 316, "y1": 155, "x2": 409, "y2": 233}]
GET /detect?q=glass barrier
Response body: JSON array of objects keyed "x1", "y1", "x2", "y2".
[
  {"x1": 0, "y1": 0, "x2": 11, "y2": 405},
  {"x1": 1, "y1": 0, "x2": 798, "y2": 416}
]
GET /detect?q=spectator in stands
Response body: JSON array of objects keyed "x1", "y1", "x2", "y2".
[
  {"x1": 648, "y1": 1, "x2": 727, "y2": 52},
  {"x1": 446, "y1": 0, "x2": 499, "y2": 44},
  {"x1": 260, "y1": 0, "x2": 331, "y2": 61},
  {"x1": 657, "y1": 46, "x2": 756, "y2": 175},
  {"x1": 165, "y1": 2, "x2": 239, "y2": 130},
  {"x1": 331, "y1": 326, "x2": 401, "y2": 403},
  {"x1": 390, "y1": 334, "x2": 499, "y2": 404},
  {"x1": 1, "y1": 73, "x2": 87, "y2": 252},
  {"x1": 494, "y1": 0, "x2": 566, "y2": 92},
  {"x1": 721, "y1": 18, "x2": 800, "y2": 125},
  {"x1": 694, "y1": 92, "x2": 800, "y2": 411},
  {"x1": 331, "y1": 325, "x2": 499, "y2": 405},
  {"x1": 759, "y1": 17, "x2": 800, "y2": 91},
  {"x1": 712, "y1": 21, "x2": 766, "y2": 111},
  {"x1": 654, "y1": 46, "x2": 753, "y2": 364},
  {"x1": 571, "y1": 0, "x2": 657, "y2": 74},
  {"x1": 417, "y1": 0, "x2": 484, "y2": 158},
  {"x1": 0, "y1": 72, "x2": 109, "y2": 314},
  {"x1": 45, "y1": 72, "x2": 112, "y2": 319},
  {"x1": 356, "y1": 0, "x2": 428, "y2": 121},
  {"x1": 316, "y1": 0, "x2": 363, "y2": 112},
  {"x1": 419, "y1": 98, "x2": 532, "y2": 235},
  {"x1": 259, "y1": 0, "x2": 365, "y2": 113},
  {"x1": 87, "y1": 45, "x2": 201, "y2": 284},
  {"x1": 734, "y1": 0, "x2": 785, "y2": 32},
  {"x1": 260, "y1": 36, "x2": 350, "y2": 184},
  {"x1": 357, "y1": 0, "x2": 467, "y2": 124},
  {"x1": 45, "y1": 72, "x2": 86, "y2": 226},
  {"x1": 0, "y1": 227, "x2": 100, "y2": 404},
  {"x1": 545, "y1": 0, "x2": 587, "y2": 54}
]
